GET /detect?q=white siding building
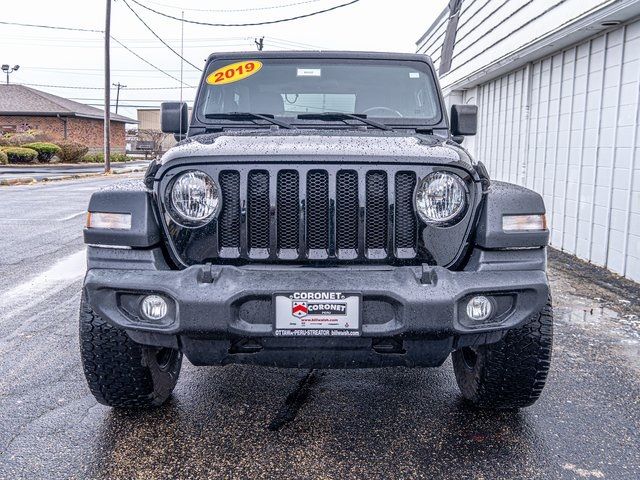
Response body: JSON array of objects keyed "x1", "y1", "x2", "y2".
[{"x1": 418, "y1": 0, "x2": 640, "y2": 282}]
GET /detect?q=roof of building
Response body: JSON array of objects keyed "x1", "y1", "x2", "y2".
[{"x1": 0, "y1": 84, "x2": 136, "y2": 123}]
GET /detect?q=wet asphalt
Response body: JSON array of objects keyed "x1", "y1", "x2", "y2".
[
  {"x1": 0, "y1": 161, "x2": 150, "y2": 181},
  {"x1": 0, "y1": 176, "x2": 638, "y2": 479}
]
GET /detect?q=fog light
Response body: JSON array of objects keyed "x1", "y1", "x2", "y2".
[
  {"x1": 466, "y1": 295, "x2": 493, "y2": 321},
  {"x1": 140, "y1": 295, "x2": 168, "y2": 321}
]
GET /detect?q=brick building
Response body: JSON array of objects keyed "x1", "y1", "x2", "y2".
[{"x1": 0, "y1": 85, "x2": 135, "y2": 153}]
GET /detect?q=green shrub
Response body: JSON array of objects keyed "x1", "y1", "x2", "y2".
[
  {"x1": 0, "y1": 150, "x2": 7, "y2": 165},
  {"x1": 0, "y1": 136, "x2": 9, "y2": 147},
  {"x1": 21, "y1": 142, "x2": 61, "y2": 163},
  {"x1": 111, "y1": 153, "x2": 131, "y2": 163},
  {"x1": 82, "y1": 152, "x2": 132, "y2": 163},
  {"x1": 82, "y1": 153, "x2": 103, "y2": 163},
  {"x1": 57, "y1": 141, "x2": 89, "y2": 163},
  {"x1": 3, "y1": 147, "x2": 38, "y2": 164}
]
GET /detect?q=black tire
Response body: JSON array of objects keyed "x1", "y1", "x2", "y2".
[
  {"x1": 452, "y1": 297, "x2": 553, "y2": 409},
  {"x1": 79, "y1": 293, "x2": 182, "y2": 408}
]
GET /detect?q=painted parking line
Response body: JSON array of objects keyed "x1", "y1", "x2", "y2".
[
  {"x1": 0, "y1": 249, "x2": 86, "y2": 319},
  {"x1": 59, "y1": 211, "x2": 86, "y2": 222}
]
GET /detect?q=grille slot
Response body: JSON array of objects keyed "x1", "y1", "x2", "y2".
[
  {"x1": 336, "y1": 170, "x2": 359, "y2": 250},
  {"x1": 306, "y1": 170, "x2": 329, "y2": 250},
  {"x1": 277, "y1": 170, "x2": 300, "y2": 250},
  {"x1": 218, "y1": 171, "x2": 241, "y2": 248},
  {"x1": 365, "y1": 171, "x2": 388, "y2": 250},
  {"x1": 212, "y1": 167, "x2": 422, "y2": 262},
  {"x1": 248, "y1": 171, "x2": 270, "y2": 249},
  {"x1": 395, "y1": 172, "x2": 417, "y2": 250}
]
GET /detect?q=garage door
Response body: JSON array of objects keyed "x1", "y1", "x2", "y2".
[{"x1": 473, "y1": 21, "x2": 640, "y2": 283}]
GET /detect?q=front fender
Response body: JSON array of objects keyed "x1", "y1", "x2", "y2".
[
  {"x1": 475, "y1": 181, "x2": 549, "y2": 249},
  {"x1": 83, "y1": 180, "x2": 161, "y2": 248}
]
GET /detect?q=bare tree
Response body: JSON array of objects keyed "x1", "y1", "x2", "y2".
[{"x1": 138, "y1": 129, "x2": 168, "y2": 158}]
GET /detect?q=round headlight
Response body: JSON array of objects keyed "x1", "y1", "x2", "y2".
[
  {"x1": 415, "y1": 171, "x2": 467, "y2": 224},
  {"x1": 169, "y1": 171, "x2": 219, "y2": 225}
]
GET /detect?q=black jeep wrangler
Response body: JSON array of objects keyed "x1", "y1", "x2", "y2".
[{"x1": 80, "y1": 52, "x2": 552, "y2": 410}]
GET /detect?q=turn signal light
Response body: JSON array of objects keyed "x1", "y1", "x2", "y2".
[
  {"x1": 86, "y1": 212, "x2": 132, "y2": 230},
  {"x1": 502, "y1": 214, "x2": 546, "y2": 232}
]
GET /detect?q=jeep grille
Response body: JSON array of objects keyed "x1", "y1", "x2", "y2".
[{"x1": 214, "y1": 167, "x2": 419, "y2": 261}]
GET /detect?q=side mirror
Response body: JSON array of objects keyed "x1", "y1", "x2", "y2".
[
  {"x1": 451, "y1": 104, "x2": 477, "y2": 136},
  {"x1": 161, "y1": 102, "x2": 189, "y2": 135}
]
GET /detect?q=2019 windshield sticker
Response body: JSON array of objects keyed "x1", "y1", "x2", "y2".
[{"x1": 206, "y1": 60, "x2": 263, "y2": 85}]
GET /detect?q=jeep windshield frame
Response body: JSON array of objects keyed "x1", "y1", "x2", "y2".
[{"x1": 192, "y1": 53, "x2": 446, "y2": 131}]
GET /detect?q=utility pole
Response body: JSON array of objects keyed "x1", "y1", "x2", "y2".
[
  {"x1": 180, "y1": 11, "x2": 184, "y2": 105},
  {"x1": 179, "y1": 11, "x2": 185, "y2": 138},
  {"x1": 255, "y1": 37, "x2": 264, "y2": 51},
  {"x1": 113, "y1": 82, "x2": 126, "y2": 114},
  {"x1": 104, "y1": 0, "x2": 112, "y2": 174}
]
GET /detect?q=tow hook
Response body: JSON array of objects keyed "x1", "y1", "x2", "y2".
[{"x1": 199, "y1": 263, "x2": 220, "y2": 283}]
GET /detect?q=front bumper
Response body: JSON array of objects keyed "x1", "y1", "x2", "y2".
[{"x1": 84, "y1": 247, "x2": 549, "y2": 368}]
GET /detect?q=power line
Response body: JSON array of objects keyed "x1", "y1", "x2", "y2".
[
  {"x1": 120, "y1": 0, "x2": 202, "y2": 71},
  {"x1": 85, "y1": 103, "x2": 192, "y2": 108},
  {"x1": 144, "y1": 0, "x2": 325, "y2": 13},
  {"x1": 0, "y1": 20, "x2": 102, "y2": 32},
  {"x1": 3, "y1": 33, "x2": 254, "y2": 44},
  {"x1": 128, "y1": 0, "x2": 360, "y2": 27},
  {"x1": 69, "y1": 98, "x2": 187, "y2": 102},
  {"x1": 111, "y1": 36, "x2": 194, "y2": 86},
  {"x1": 265, "y1": 38, "x2": 320, "y2": 50},
  {"x1": 0, "y1": 40, "x2": 254, "y2": 50},
  {"x1": 266, "y1": 36, "x2": 326, "y2": 49},
  {"x1": 24, "y1": 66, "x2": 198, "y2": 72},
  {"x1": 22, "y1": 83, "x2": 197, "y2": 90},
  {"x1": 0, "y1": 19, "x2": 195, "y2": 86}
]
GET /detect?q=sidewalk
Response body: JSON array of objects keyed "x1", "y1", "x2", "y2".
[{"x1": 0, "y1": 161, "x2": 150, "y2": 186}]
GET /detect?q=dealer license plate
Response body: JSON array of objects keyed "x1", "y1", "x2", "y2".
[{"x1": 274, "y1": 292, "x2": 360, "y2": 337}]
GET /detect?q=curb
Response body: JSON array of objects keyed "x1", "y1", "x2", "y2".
[
  {"x1": 0, "y1": 161, "x2": 148, "y2": 169},
  {"x1": 0, "y1": 177, "x2": 37, "y2": 186},
  {"x1": 0, "y1": 168, "x2": 146, "y2": 187}
]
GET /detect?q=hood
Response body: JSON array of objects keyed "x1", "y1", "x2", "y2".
[{"x1": 160, "y1": 129, "x2": 472, "y2": 165}]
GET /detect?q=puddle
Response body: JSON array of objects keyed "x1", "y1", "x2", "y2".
[
  {"x1": 0, "y1": 249, "x2": 86, "y2": 318},
  {"x1": 555, "y1": 293, "x2": 640, "y2": 374}
]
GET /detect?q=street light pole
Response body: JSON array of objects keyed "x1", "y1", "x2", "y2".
[
  {"x1": 104, "y1": 0, "x2": 112, "y2": 174},
  {"x1": 1, "y1": 64, "x2": 20, "y2": 85}
]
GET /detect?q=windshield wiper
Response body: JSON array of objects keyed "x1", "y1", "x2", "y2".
[
  {"x1": 297, "y1": 112, "x2": 392, "y2": 131},
  {"x1": 205, "y1": 112, "x2": 295, "y2": 130}
]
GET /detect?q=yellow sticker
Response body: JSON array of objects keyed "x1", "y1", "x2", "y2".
[{"x1": 206, "y1": 60, "x2": 263, "y2": 85}]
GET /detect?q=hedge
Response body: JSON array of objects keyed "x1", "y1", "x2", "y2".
[
  {"x1": 83, "y1": 152, "x2": 132, "y2": 163},
  {"x1": 3, "y1": 147, "x2": 39, "y2": 164},
  {"x1": 21, "y1": 142, "x2": 62, "y2": 163},
  {"x1": 0, "y1": 150, "x2": 7, "y2": 165},
  {"x1": 57, "y1": 141, "x2": 89, "y2": 163}
]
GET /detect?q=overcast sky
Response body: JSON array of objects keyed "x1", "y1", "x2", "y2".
[{"x1": 1, "y1": 0, "x2": 448, "y2": 120}]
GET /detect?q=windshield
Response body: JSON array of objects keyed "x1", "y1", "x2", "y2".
[{"x1": 196, "y1": 58, "x2": 441, "y2": 125}]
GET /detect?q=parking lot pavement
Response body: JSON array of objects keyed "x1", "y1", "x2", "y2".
[{"x1": 0, "y1": 176, "x2": 638, "y2": 479}]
